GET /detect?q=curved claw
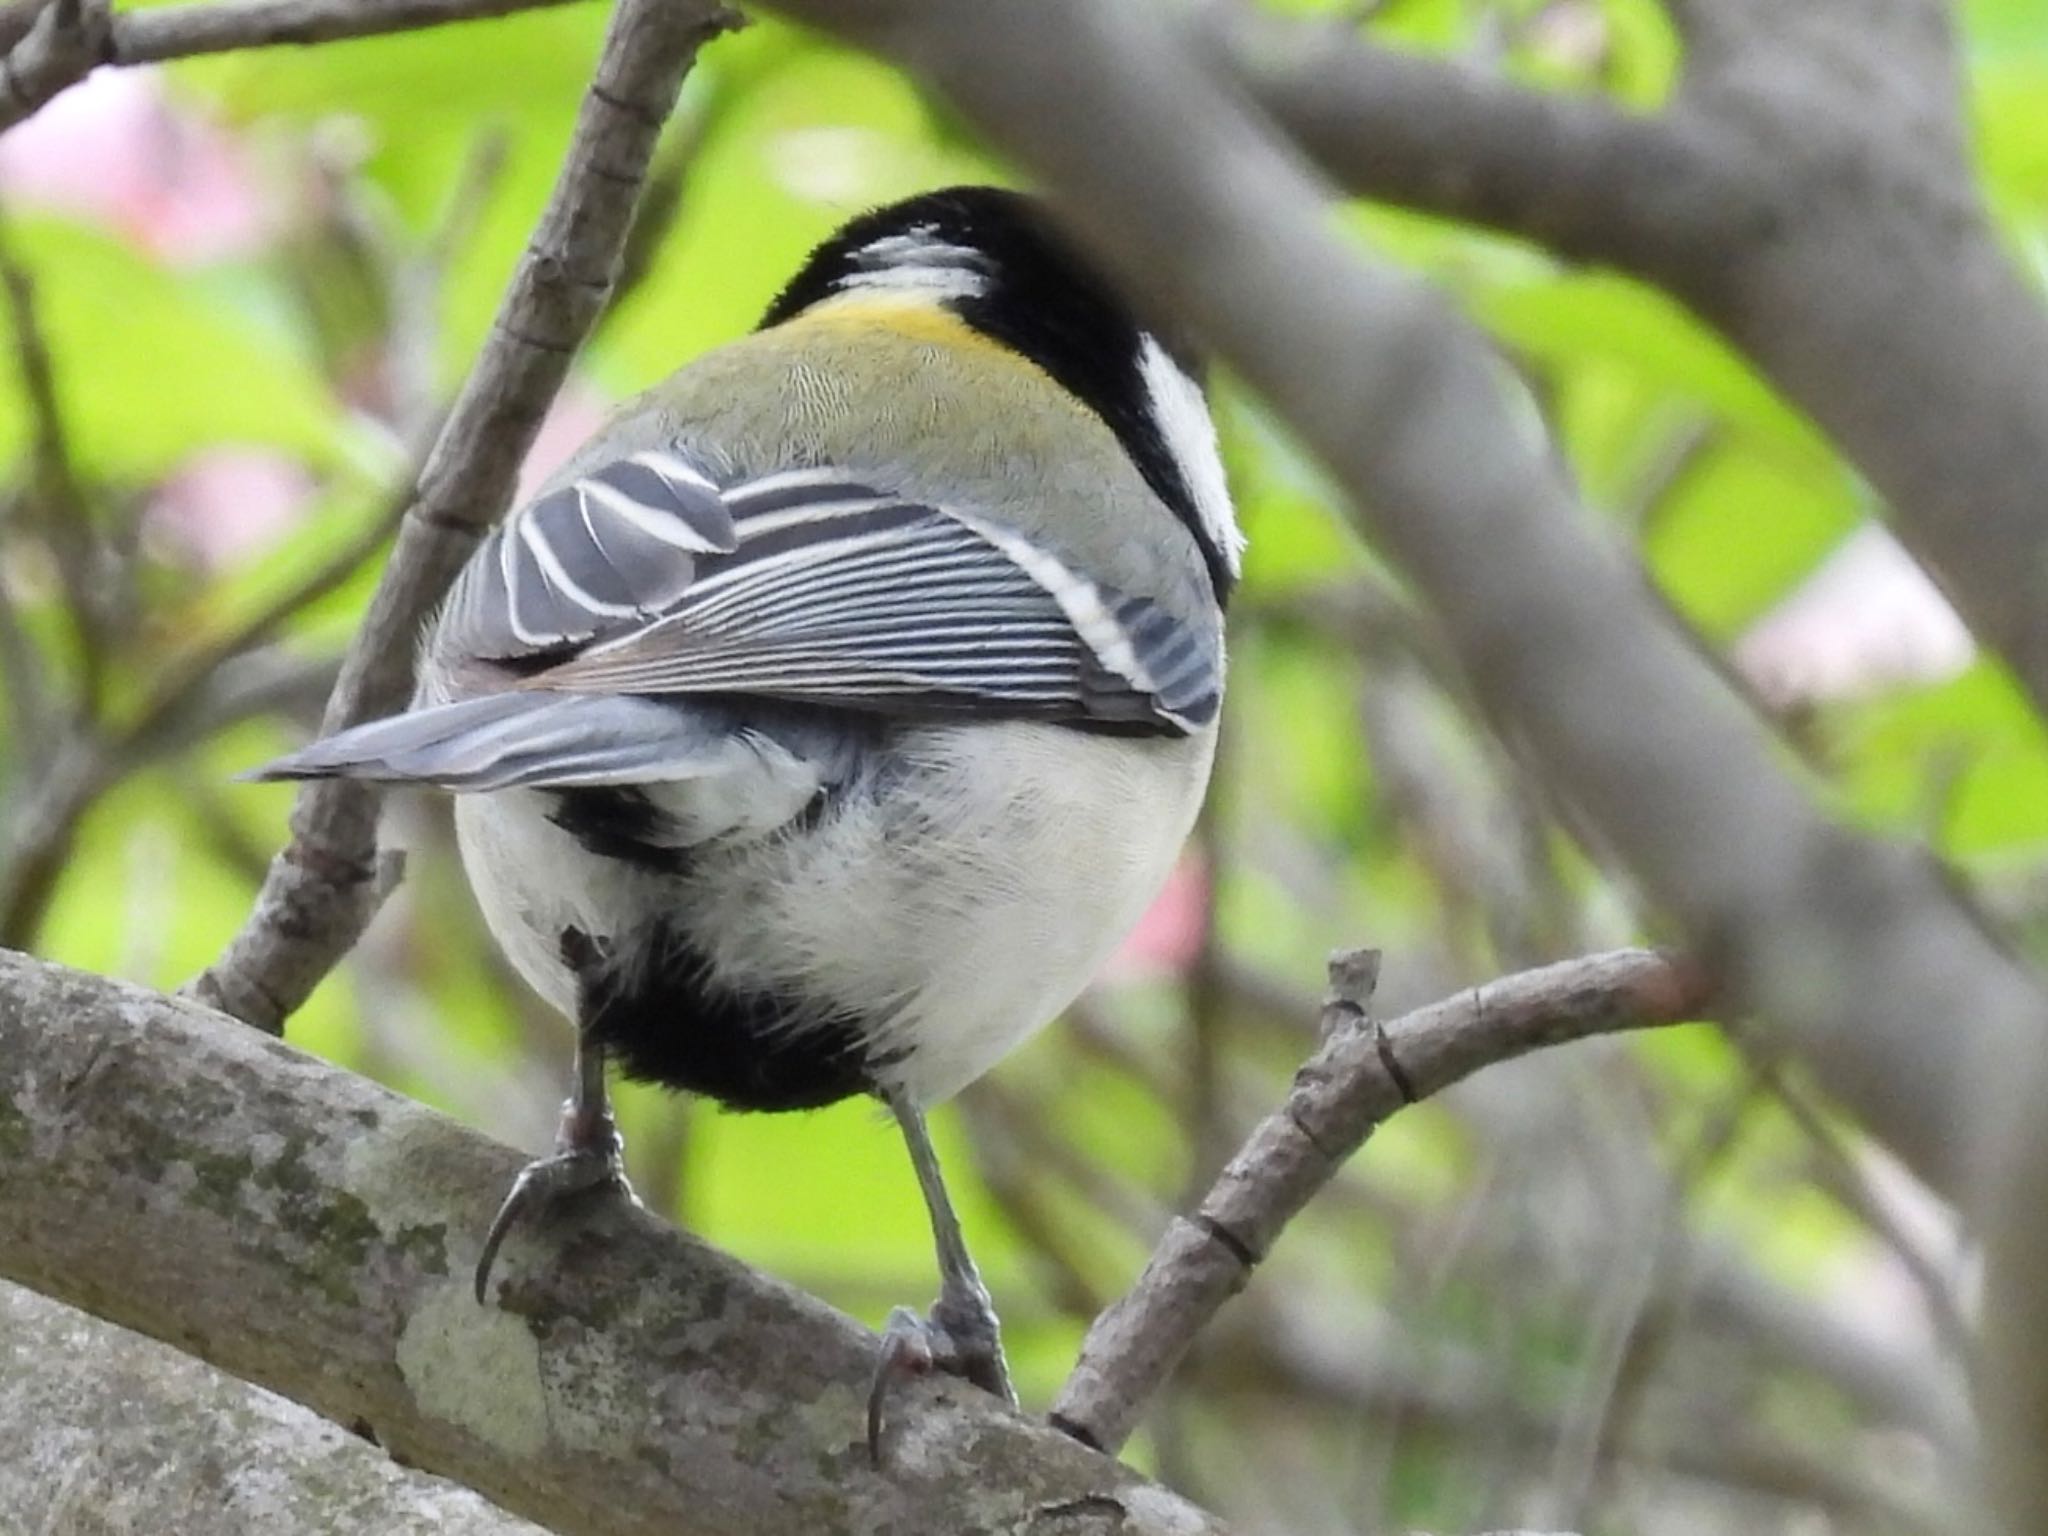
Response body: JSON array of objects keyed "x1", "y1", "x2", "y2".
[
  {"x1": 867, "y1": 1306, "x2": 939, "y2": 1467},
  {"x1": 473, "y1": 1149, "x2": 638, "y2": 1303},
  {"x1": 865, "y1": 1294, "x2": 1017, "y2": 1467}
]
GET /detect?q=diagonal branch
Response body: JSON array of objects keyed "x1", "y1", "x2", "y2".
[
  {"x1": 1051, "y1": 948, "x2": 1712, "y2": 1454},
  {"x1": 185, "y1": 0, "x2": 738, "y2": 1032},
  {"x1": 0, "y1": 0, "x2": 603, "y2": 133},
  {"x1": 1212, "y1": 8, "x2": 1759, "y2": 285},
  {"x1": 1228, "y1": 4, "x2": 2048, "y2": 760},
  {"x1": 0, "y1": 1281, "x2": 547, "y2": 1535},
  {"x1": 0, "y1": 949, "x2": 1230, "y2": 1536},
  {"x1": 759, "y1": 0, "x2": 2045, "y2": 1214}
]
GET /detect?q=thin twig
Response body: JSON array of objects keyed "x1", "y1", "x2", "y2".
[
  {"x1": 0, "y1": 0, "x2": 601, "y2": 132},
  {"x1": 122, "y1": 480, "x2": 416, "y2": 759},
  {"x1": 1540, "y1": 1064, "x2": 1765, "y2": 1528},
  {"x1": 187, "y1": 0, "x2": 741, "y2": 1032},
  {"x1": 0, "y1": 212, "x2": 103, "y2": 713},
  {"x1": 1765, "y1": 1065, "x2": 1976, "y2": 1363},
  {"x1": 1049, "y1": 947, "x2": 1713, "y2": 1454},
  {"x1": 0, "y1": 540, "x2": 48, "y2": 751},
  {"x1": 388, "y1": 128, "x2": 514, "y2": 428}
]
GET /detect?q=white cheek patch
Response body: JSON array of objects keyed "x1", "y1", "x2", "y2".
[
  {"x1": 1137, "y1": 335, "x2": 1244, "y2": 581},
  {"x1": 835, "y1": 226, "x2": 991, "y2": 301}
]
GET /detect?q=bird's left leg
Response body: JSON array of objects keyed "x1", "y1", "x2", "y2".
[
  {"x1": 868, "y1": 1086, "x2": 1015, "y2": 1455},
  {"x1": 474, "y1": 930, "x2": 640, "y2": 1302}
]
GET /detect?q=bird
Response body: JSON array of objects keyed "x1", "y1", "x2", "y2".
[{"x1": 253, "y1": 184, "x2": 1242, "y2": 1439}]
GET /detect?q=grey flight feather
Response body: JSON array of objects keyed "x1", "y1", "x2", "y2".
[
  {"x1": 434, "y1": 453, "x2": 1222, "y2": 735},
  {"x1": 250, "y1": 692, "x2": 792, "y2": 793}
]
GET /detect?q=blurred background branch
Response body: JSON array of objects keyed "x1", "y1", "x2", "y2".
[
  {"x1": 185, "y1": 0, "x2": 737, "y2": 1030},
  {"x1": 4, "y1": 0, "x2": 2047, "y2": 1531}
]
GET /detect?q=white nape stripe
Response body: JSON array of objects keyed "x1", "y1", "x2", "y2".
[
  {"x1": 1137, "y1": 335, "x2": 1243, "y2": 578},
  {"x1": 858, "y1": 231, "x2": 985, "y2": 266},
  {"x1": 834, "y1": 227, "x2": 991, "y2": 302},
  {"x1": 946, "y1": 508, "x2": 1156, "y2": 692},
  {"x1": 837, "y1": 266, "x2": 986, "y2": 300},
  {"x1": 577, "y1": 479, "x2": 726, "y2": 553},
  {"x1": 518, "y1": 515, "x2": 638, "y2": 620}
]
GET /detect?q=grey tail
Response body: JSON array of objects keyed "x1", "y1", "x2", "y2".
[{"x1": 246, "y1": 691, "x2": 747, "y2": 794}]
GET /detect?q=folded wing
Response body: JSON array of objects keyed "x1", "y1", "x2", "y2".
[{"x1": 445, "y1": 457, "x2": 1221, "y2": 736}]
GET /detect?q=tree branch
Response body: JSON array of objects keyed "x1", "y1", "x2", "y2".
[
  {"x1": 0, "y1": 949, "x2": 1229, "y2": 1536},
  {"x1": 1229, "y1": 5, "x2": 2048, "y2": 765},
  {"x1": 758, "y1": 0, "x2": 2045, "y2": 1220},
  {"x1": 186, "y1": 0, "x2": 738, "y2": 1032},
  {"x1": 1212, "y1": 8, "x2": 1758, "y2": 284},
  {"x1": 0, "y1": 0, "x2": 606, "y2": 132},
  {"x1": 1051, "y1": 948, "x2": 1711, "y2": 1453},
  {"x1": 0, "y1": 1281, "x2": 547, "y2": 1535}
]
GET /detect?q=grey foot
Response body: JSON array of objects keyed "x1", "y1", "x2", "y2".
[
  {"x1": 867, "y1": 1293, "x2": 1016, "y2": 1465},
  {"x1": 474, "y1": 1143, "x2": 639, "y2": 1303}
]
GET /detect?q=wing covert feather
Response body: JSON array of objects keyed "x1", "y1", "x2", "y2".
[{"x1": 439, "y1": 453, "x2": 1219, "y2": 733}]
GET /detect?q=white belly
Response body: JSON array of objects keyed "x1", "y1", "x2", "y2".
[{"x1": 455, "y1": 719, "x2": 1216, "y2": 1105}]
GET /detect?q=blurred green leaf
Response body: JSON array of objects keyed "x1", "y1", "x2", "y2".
[
  {"x1": 1829, "y1": 661, "x2": 2048, "y2": 857},
  {"x1": 1474, "y1": 272, "x2": 1831, "y2": 466},
  {"x1": 0, "y1": 216, "x2": 344, "y2": 481}
]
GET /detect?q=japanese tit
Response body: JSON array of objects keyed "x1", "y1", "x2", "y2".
[{"x1": 257, "y1": 185, "x2": 1241, "y2": 1424}]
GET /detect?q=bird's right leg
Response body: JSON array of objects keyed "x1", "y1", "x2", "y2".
[{"x1": 474, "y1": 928, "x2": 640, "y2": 1302}]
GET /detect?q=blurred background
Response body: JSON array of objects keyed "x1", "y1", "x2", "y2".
[{"x1": 4, "y1": 1, "x2": 2045, "y2": 1531}]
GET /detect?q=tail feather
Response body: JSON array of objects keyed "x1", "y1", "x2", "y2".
[{"x1": 249, "y1": 691, "x2": 753, "y2": 793}]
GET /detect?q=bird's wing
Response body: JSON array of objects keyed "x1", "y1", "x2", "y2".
[
  {"x1": 250, "y1": 691, "x2": 847, "y2": 794},
  {"x1": 439, "y1": 452, "x2": 1220, "y2": 736}
]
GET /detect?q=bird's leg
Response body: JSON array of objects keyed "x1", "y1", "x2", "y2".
[
  {"x1": 868, "y1": 1086, "x2": 1015, "y2": 1458},
  {"x1": 474, "y1": 932, "x2": 640, "y2": 1302}
]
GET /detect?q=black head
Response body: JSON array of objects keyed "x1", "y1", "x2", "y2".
[{"x1": 762, "y1": 186, "x2": 1242, "y2": 599}]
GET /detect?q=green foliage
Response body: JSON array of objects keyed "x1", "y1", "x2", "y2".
[
  {"x1": 8, "y1": 2, "x2": 2046, "y2": 1529},
  {"x1": 0, "y1": 216, "x2": 345, "y2": 480}
]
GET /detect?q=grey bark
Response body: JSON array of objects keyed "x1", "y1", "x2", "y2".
[
  {"x1": 0, "y1": 0, "x2": 598, "y2": 131},
  {"x1": 755, "y1": 0, "x2": 2044, "y2": 1229},
  {"x1": 1229, "y1": 2, "x2": 2048, "y2": 745},
  {"x1": 1053, "y1": 948, "x2": 1710, "y2": 1453},
  {"x1": 185, "y1": 0, "x2": 737, "y2": 1033},
  {"x1": 0, "y1": 1281, "x2": 547, "y2": 1536},
  {"x1": 740, "y1": 5, "x2": 2048, "y2": 1526},
  {"x1": 0, "y1": 951, "x2": 1228, "y2": 1536}
]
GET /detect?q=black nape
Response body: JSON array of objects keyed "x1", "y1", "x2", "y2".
[{"x1": 759, "y1": 186, "x2": 1231, "y2": 599}]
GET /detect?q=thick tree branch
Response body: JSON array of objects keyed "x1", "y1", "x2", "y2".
[
  {"x1": 0, "y1": 950, "x2": 1228, "y2": 1536},
  {"x1": 0, "y1": 0, "x2": 601, "y2": 132},
  {"x1": 759, "y1": 0, "x2": 2044, "y2": 1221},
  {"x1": 1052, "y1": 948, "x2": 1711, "y2": 1454},
  {"x1": 186, "y1": 0, "x2": 737, "y2": 1031},
  {"x1": 1229, "y1": 5, "x2": 2048, "y2": 756},
  {"x1": 1214, "y1": 10, "x2": 1760, "y2": 284},
  {"x1": 0, "y1": 1281, "x2": 547, "y2": 1535}
]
